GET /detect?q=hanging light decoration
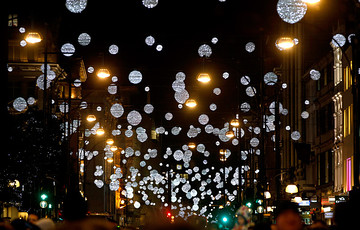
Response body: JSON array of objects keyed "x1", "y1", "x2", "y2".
[
  {"x1": 25, "y1": 32, "x2": 42, "y2": 44},
  {"x1": 86, "y1": 114, "x2": 96, "y2": 122},
  {"x1": 185, "y1": 99, "x2": 197, "y2": 108},
  {"x1": 225, "y1": 130, "x2": 235, "y2": 138},
  {"x1": 275, "y1": 37, "x2": 295, "y2": 51},
  {"x1": 188, "y1": 142, "x2": 196, "y2": 149},
  {"x1": 230, "y1": 119, "x2": 240, "y2": 127},
  {"x1": 96, "y1": 128, "x2": 105, "y2": 136},
  {"x1": 97, "y1": 68, "x2": 110, "y2": 79},
  {"x1": 106, "y1": 138, "x2": 114, "y2": 145},
  {"x1": 197, "y1": 73, "x2": 211, "y2": 83}
]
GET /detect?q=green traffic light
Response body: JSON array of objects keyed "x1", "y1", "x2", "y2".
[
  {"x1": 40, "y1": 194, "x2": 48, "y2": 200},
  {"x1": 246, "y1": 202, "x2": 252, "y2": 208},
  {"x1": 222, "y1": 217, "x2": 228, "y2": 222}
]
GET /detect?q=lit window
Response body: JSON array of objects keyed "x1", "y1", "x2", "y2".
[
  {"x1": 344, "y1": 104, "x2": 353, "y2": 137},
  {"x1": 346, "y1": 157, "x2": 352, "y2": 192},
  {"x1": 344, "y1": 62, "x2": 352, "y2": 91},
  {"x1": 8, "y1": 14, "x2": 18, "y2": 27}
]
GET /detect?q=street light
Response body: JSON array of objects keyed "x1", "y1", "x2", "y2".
[
  {"x1": 106, "y1": 138, "x2": 114, "y2": 145},
  {"x1": 86, "y1": 114, "x2": 96, "y2": 122},
  {"x1": 188, "y1": 142, "x2": 196, "y2": 149},
  {"x1": 97, "y1": 68, "x2": 111, "y2": 79},
  {"x1": 110, "y1": 145, "x2": 118, "y2": 152},
  {"x1": 230, "y1": 118, "x2": 240, "y2": 127},
  {"x1": 225, "y1": 130, "x2": 235, "y2": 138},
  {"x1": 96, "y1": 128, "x2": 105, "y2": 136},
  {"x1": 185, "y1": 99, "x2": 197, "y2": 108},
  {"x1": 285, "y1": 184, "x2": 298, "y2": 194},
  {"x1": 275, "y1": 37, "x2": 295, "y2": 51},
  {"x1": 25, "y1": 31, "x2": 42, "y2": 44},
  {"x1": 197, "y1": 73, "x2": 211, "y2": 83}
]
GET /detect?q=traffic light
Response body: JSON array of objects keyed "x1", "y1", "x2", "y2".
[
  {"x1": 245, "y1": 201, "x2": 252, "y2": 208},
  {"x1": 166, "y1": 211, "x2": 171, "y2": 218},
  {"x1": 221, "y1": 216, "x2": 228, "y2": 223},
  {"x1": 40, "y1": 193, "x2": 48, "y2": 200}
]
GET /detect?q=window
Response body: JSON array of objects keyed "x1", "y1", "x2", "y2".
[
  {"x1": 344, "y1": 62, "x2": 352, "y2": 91},
  {"x1": 346, "y1": 157, "x2": 352, "y2": 192},
  {"x1": 8, "y1": 14, "x2": 18, "y2": 27},
  {"x1": 344, "y1": 104, "x2": 353, "y2": 137}
]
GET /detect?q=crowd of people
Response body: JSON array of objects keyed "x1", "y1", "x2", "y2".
[{"x1": 1, "y1": 189, "x2": 359, "y2": 230}]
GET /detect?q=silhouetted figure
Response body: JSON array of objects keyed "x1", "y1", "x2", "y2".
[
  {"x1": 10, "y1": 219, "x2": 40, "y2": 230},
  {"x1": 273, "y1": 201, "x2": 303, "y2": 230}
]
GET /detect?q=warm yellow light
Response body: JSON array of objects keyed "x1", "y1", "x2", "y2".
[
  {"x1": 225, "y1": 130, "x2": 235, "y2": 138},
  {"x1": 107, "y1": 158, "x2": 114, "y2": 163},
  {"x1": 110, "y1": 145, "x2": 118, "y2": 152},
  {"x1": 293, "y1": 196, "x2": 303, "y2": 203},
  {"x1": 285, "y1": 184, "x2": 298, "y2": 194},
  {"x1": 230, "y1": 119, "x2": 240, "y2": 127},
  {"x1": 264, "y1": 191, "x2": 271, "y2": 199},
  {"x1": 25, "y1": 32, "x2": 42, "y2": 44},
  {"x1": 276, "y1": 37, "x2": 295, "y2": 51},
  {"x1": 8, "y1": 179, "x2": 20, "y2": 188},
  {"x1": 188, "y1": 142, "x2": 196, "y2": 149},
  {"x1": 197, "y1": 73, "x2": 211, "y2": 83},
  {"x1": 86, "y1": 114, "x2": 96, "y2": 122},
  {"x1": 220, "y1": 156, "x2": 227, "y2": 162},
  {"x1": 219, "y1": 149, "x2": 225, "y2": 155},
  {"x1": 185, "y1": 99, "x2": 197, "y2": 108},
  {"x1": 96, "y1": 128, "x2": 105, "y2": 136},
  {"x1": 302, "y1": 0, "x2": 320, "y2": 4},
  {"x1": 106, "y1": 138, "x2": 114, "y2": 145},
  {"x1": 97, "y1": 68, "x2": 110, "y2": 78}
]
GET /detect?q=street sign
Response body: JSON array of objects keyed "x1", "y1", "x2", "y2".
[{"x1": 40, "y1": 200, "x2": 48, "y2": 209}]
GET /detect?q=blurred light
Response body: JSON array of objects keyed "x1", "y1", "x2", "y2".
[
  {"x1": 25, "y1": 32, "x2": 42, "y2": 44},
  {"x1": 106, "y1": 138, "x2": 114, "y2": 145},
  {"x1": 230, "y1": 119, "x2": 240, "y2": 127},
  {"x1": 302, "y1": 0, "x2": 320, "y2": 3},
  {"x1": 107, "y1": 158, "x2": 114, "y2": 163},
  {"x1": 197, "y1": 73, "x2": 211, "y2": 83},
  {"x1": 276, "y1": 37, "x2": 295, "y2": 51},
  {"x1": 293, "y1": 196, "x2": 303, "y2": 203},
  {"x1": 222, "y1": 217, "x2": 228, "y2": 223},
  {"x1": 86, "y1": 114, "x2": 96, "y2": 122},
  {"x1": 225, "y1": 130, "x2": 235, "y2": 138},
  {"x1": 40, "y1": 194, "x2": 48, "y2": 200},
  {"x1": 285, "y1": 184, "x2": 298, "y2": 194},
  {"x1": 97, "y1": 68, "x2": 110, "y2": 78},
  {"x1": 96, "y1": 128, "x2": 105, "y2": 136},
  {"x1": 219, "y1": 149, "x2": 225, "y2": 155},
  {"x1": 264, "y1": 191, "x2": 271, "y2": 199},
  {"x1": 110, "y1": 145, "x2": 118, "y2": 152},
  {"x1": 185, "y1": 99, "x2": 197, "y2": 108},
  {"x1": 188, "y1": 142, "x2": 196, "y2": 149}
]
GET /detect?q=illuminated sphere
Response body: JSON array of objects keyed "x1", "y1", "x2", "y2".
[
  {"x1": 61, "y1": 43, "x2": 75, "y2": 57},
  {"x1": 13, "y1": 97, "x2": 27, "y2": 112},
  {"x1": 78, "y1": 33, "x2": 91, "y2": 46},
  {"x1": 291, "y1": 131, "x2": 301, "y2": 141},
  {"x1": 129, "y1": 70, "x2": 143, "y2": 84},
  {"x1": 331, "y1": 34, "x2": 346, "y2": 47},
  {"x1": 176, "y1": 72, "x2": 186, "y2": 81},
  {"x1": 172, "y1": 80, "x2": 186, "y2": 92},
  {"x1": 127, "y1": 110, "x2": 142, "y2": 126},
  {"x1": 198, "y1": 44, "x2": 212, "y2": 57},
  {"x1": 144, "y1": 104, "x2": 154, "y2": 114},
  {"x1": 310, "y1": 69, "x2": 320, "y2": 80},
  {"x1": 250, "y1": 138, "x2": 260, "y2": 147},
  {"x1": 65, "y1": 0, "x2": 87, "y2": 13},
  {"x1": 213, "y1": 88, "x2": 221, "y2": 95},
  {"x1": 174, "y1": 89, "x2": 189, "y2": 104},
  {"x1": 36, "y1": 75, "x2": 51, "y2": 90},
  {"x1": 301, "y1": 111, "x2": 309, "y2": 119},
  {"x1": 277, "y1": 0, "x2": 307, "y2": 24},
  {"x1": 209, "y1": 103, "x2": 217, "y2": 111},
  {"x1": 110, "y1": 103, "x2": 124, "y2": 118},
  {"x1": 246, "y1": 86, "x2": 256, "y2": 97},
  {"x1": 198, "y1": 114, "x2": 209, "y2": 125},
  {"x1": 109, "y1": 44, "x2": 119, "y2": 54},
  {"x1": 142, "y1": 0, "x2": 158, "y2": 8},
  {"x1": 240, "y1": 102, "x2": 251, "y2": 112},
  {"x1": 264, "y1": 72, "x2": 278, "y2": 85},
  {"x1": 241, "y1": 76, "x2": 251, "y2": 85},
  {"x1": 245, "y1": 42, "x2": 256, "y2": 53},
  {"x1": 145, "y1": 35, "x2": 155, "y2": 46}
]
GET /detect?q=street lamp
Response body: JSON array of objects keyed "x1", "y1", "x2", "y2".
[
  {"x1": 275, "y1": 37, "x2": 295, "y2": 51},
  {"x1": 285, "y1": 184, "x2": 298, "y2": 194},
  {"x1": 185, "y1": 99, "x2": 197, "y2": 108},
  {"x1": 106, "y1": 138, "x2": 114, "y2": 145},
  {"x1": 188, "y1": 142, "x2": 196, "y2": 149},
  {"x1": 230, "y1": 118, "x2": 240, "y2": 127},
  {"x1": 96, "y1": 128, "x2": 105, "y2": 136},
  {"x1": 110, "y1": 145, "x2": 118, "y2": 152},
  {"x1": 225, "y1": 130, "x2": 235, "y2": 138},
  {"x1": 197, "y1": 73, "x2": 211, "y2": 83},
  {"x1": 97, "y1": 68, "x2": 111, "y2": 79},
  {"x1": 86, "y1": 114, "x2": 96, "y2": 122},
  {"x1": 25, "y1": 31, "x2": 42, "y2": 44}
]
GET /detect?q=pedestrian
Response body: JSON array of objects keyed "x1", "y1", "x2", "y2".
[
  {"x1": 273, "y1": 201, "x2": 303, "y2": 230},
  {"x1": 27, "y1": 214, "x2": 39, "y2": 225},
  {"x1": 232, "y1": 206, "x2": 252, "y2": 230},
  {"x1": 35, "y1": 219, "x2": 55, "y2": 230}
]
